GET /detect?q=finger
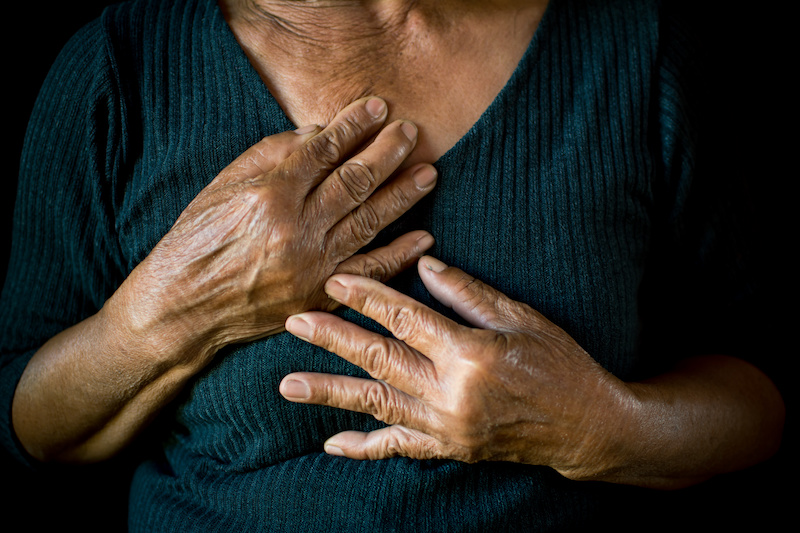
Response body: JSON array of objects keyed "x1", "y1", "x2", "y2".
[
  {"x1": 417, "y1": 256, "x2": 544, "y2": 332},
  {"x1": 277, "y1": 97, "x2": 389, "y2": 191},
  {"x1": 284, "y1": 313, "x2": 435, "y2": 391},
  {"x1": 334, "y1": 230, "x2": 435, "y2": 282},
  {"x1": 323, "y1": 426, "x2": 443, "y2": 461},
  {"x1": 326, "y1": 163, "x2": 437, "y2": 259},
  {"x1": 210, "y1": 126, "x2": 322, "y2": 187},
  {"x1": 322, "y1": 274, "x2": 463, "y2": 359},
  {"x1": 278, "y1": 372, "x2": 428, "y2": 428},
  {"x1": 307, "y1": 119, "x2": 421, "y2": 227}
]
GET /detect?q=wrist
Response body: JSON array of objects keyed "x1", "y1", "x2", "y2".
[
  {"x1": 102, "y1": 275, "x2": 219, "y2": 371},
  {"x1": 553, "y1": 378, "x2": 651, "y2": 484},
  {"x1": 563, "y1": 379, "x2": 715, "y2": 490}
]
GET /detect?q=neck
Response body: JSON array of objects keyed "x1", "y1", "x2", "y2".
[
  {"x1": 226, "y1": 0, "x2": 456, "y2": 121},
  {"x1": 221, "y1": 0, "x2": 547, "y2": 164},
  {"x1": 233, "y1": 0, "x2": 438, "y2": 48}
]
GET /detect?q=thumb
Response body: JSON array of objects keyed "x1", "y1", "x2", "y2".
[
  {"x1": 417, "y1": 256, "x2": 524, "y2": 331},
  {"x1": 211, "y1": 125, "x2": 322, "y2": 187}
]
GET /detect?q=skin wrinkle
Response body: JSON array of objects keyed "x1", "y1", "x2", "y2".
[
  {"x1": 201, "y1": 1, "x2": 777, "y2": 492},
  {"x1": 245, "y1": 0, "x2": 418, "y2": 45},
  {"x1": 362, "y1": 337, "x2": 397, "y2": 382},
  {"x1": 220, "y1": 0, "x2": 547, "y2": 167},
  {"x1": 234, "y1": 0, "x2": 416, "y2": 102},
  {"x1": 12, "y1": 92, "x2": 444, "y2": 462},
  {"x1": 17, "y1": 0, "x2": 782, "y2": 500},
  {"x1": 337, "y1": 161, "x2": 379, "y2": 207}
]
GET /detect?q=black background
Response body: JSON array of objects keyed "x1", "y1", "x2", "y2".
[{"x1": 2, "y1": 1, "x2": 793, "y2": 530}]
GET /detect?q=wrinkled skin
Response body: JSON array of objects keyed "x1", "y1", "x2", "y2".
[
  {"x1": 280, "y1": 256, "x2": 628, "y2": 479},
  {"x1": 280, "y1": 256, "x2": 785, "y2": 489},
  {"x1": 114, "y1": 96, "x2": 438, "y2": 366},
  {"x1": 13, "y1": 96, "x2": 439, "y2": 463}
]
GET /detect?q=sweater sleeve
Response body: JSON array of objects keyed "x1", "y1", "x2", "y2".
[{"x1": 0, "y1": 16, "x2": 128, "y2": 467}]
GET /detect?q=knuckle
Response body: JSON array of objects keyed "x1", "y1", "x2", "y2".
[
  {"x1": 340, "y1": 113, "x2": 370, "y2": 140},
  {"x1": 442, "y1": 357, "x2": 494, "y2": 415},
  {"x1": 304, "y1": 133, "x2": 346, "y2": 166},
  {"x1": 465, "y1": 335, "x2": 508, "y2": 381},
  {"x1": 382, "y1": 434, "x2": 404, "y2": 458},
  {"x1": 305, "y1": 115, "x2": 368, "y2": 166},
  {"x1": 382, "y1": 428, "x2": 414, "y2": 459},
  {"x1": 251, "y1": 136, "x2": 292, "y2": 169},
  {"x1": 362, "y1": 338, "x2": 399, "y2": 380},
  {"x1": 383, "y1": 305, "x2": 422, "y2": 343},
  {"x1": 239, "y1": 183, "x2": 274, "y2": 207},
  {"x1": 424, "y1": 441, "x2": 448, "y2": 461},
  {"x1": 337, "y1": 161, "x2": 377, "y2": 202},
  {"x1": 363, "y1": 381, "x2": 401, "y2": 424},
  {"x1": 445, "y1": 393, "x2": 480, "y2": 431},
  {"x1": 349, "y1": 201, "x2": 381, "y2": 242},
  {"x1": 495, "y1": 334, "x2": 532, "y2": 371},
  {"x1": 386, "y1": 182, "x2": 415, "y2": 209},
  {"x1": 454, "y1": 278, "x2": 488, "y2": 309},
  {"x1": 359, "y1": 255, "x2": 389, "y2": 281},
  {"x1": 385, "y1": 427, "x2": 442, "y2": 461},
  {"x1": 456, "y1": 278, "x2": 501, "y2": 325},
  {"x1": 334, "y1": 248, "x2": 406, "y2": 283}
]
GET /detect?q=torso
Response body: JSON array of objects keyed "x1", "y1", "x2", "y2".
[
  {"x1": 94, "y1": 0, "x2": 676, "y2": 528},
  {"x1": 219, "y1": 0, "x2": 550, "y2": 166}
]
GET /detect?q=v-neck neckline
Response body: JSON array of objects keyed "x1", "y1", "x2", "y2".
[{"x1": 212, "y1": 0, "x2": 555, "y2": 165}]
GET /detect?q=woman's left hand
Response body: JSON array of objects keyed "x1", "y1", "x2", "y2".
[{"x1": 279, "y1": 255, "x2": 633, "y2": 481}]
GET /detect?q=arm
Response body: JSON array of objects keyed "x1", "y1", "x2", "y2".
[
  {"x1": 11, "y1": 97, "x2": 438, "y2": 464},
  {"x1": 278, "y1": 256, "x2": 784, "y2": 490}
]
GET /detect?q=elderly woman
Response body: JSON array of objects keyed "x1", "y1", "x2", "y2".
[{"x1": 1, "y1": 0, "x2": 785, "y2": 530}]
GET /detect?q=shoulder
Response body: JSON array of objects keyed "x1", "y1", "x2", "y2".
[
  {"x1": 544, "y1": 0, "x2": 662, "y2": 38},
  {"x1": 67, "y1": 0, "x2": 224, "y2": 84},
  {"x1": 97, "y1": 0, "x2": 225, "y2": 57},
  {"x1": 24, "y1": 0, "x2": 233, "y2": 171},
  {"x1": 538, "y1": 0, "x2": 663, "y2": 83},
  {"x1": 45, "y1": 0, "x2": 225, "y2": 92}
]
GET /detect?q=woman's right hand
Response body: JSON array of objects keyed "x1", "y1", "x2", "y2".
[
  {"x1": 12, "y1": 97, "x2": 436, "y2": 463},
  {"x1": 112, "y1": 96, "x2": 437, "y2": 367}
]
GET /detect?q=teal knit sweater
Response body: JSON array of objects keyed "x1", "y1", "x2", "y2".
[{"x1": 1, "y1": 0, "x2": 755, "y2": 530}]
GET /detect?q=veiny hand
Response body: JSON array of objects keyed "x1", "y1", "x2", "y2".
[
  {"x1": 113, "y1": 97, "x2": 437, "y2": 366},
  {"x1": 280, "y1": 256, "x2": 635, "y2": 481}
]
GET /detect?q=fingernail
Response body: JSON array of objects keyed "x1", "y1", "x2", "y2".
[
  {"x1": 365, "y1": 97, "x2": 387, "y2": 118},
  {"x1": 400, "y1": 121, "x2": 418, "y2": 141},
  {"x1": 412, "y1": 166, "x2": 437, "y2": 188},
  {"x1": 324, "y1": 443, "x2": 345, "y2": 456},
  {"x1": 281, "y1": 379, "x2": 310, "y2": 400},
  {"x1": 422, "y1": 256, "x2": 447, "y2": 273},
  {"x1": 416, "y1": 233, "x2": 435, "y2": 252},
  {"x1": 325, "y1": 278, "x2": 347, "y2": 301},
  {"x1": 294, "y1": 124, "x2": 318, "y2": 135},
  {"x1": 286, "y1": 315, "x2": 312, "y2": 341}
]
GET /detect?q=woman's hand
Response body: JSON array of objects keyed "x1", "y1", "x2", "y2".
[
  {"x1": 112, "y1": 96, "x2": 437, "y2": 366},
  {"x1": 280, "y1": 256, "x2": 785, "y2": 489},
  {"x1": 280, "y1": 255, "x2": 629, "y2": 478},
  {"x1": 12, "y1": 96, "x2": 438, "y2": 463}
]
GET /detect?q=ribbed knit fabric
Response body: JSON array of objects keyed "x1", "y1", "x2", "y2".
[{"x1": 1, "y1": 0, "x2": 754, "y2": 530}]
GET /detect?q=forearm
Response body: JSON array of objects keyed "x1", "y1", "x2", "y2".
[
  {"x1": 576, "y1": 354, "x2": 785, "y2": 489},
  {"x1": 11, "y1": 294, "x2": 208, "y2": 464},
  {"x1": 279, "y1": 264, "x2": 786, "y2": 491},
  {"x1": 9, "y1": 96, "x2": 436, "y2": 465}
]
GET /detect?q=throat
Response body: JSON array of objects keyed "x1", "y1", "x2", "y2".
[
  {"x1": 222, "y1": 0, "x2": 548, "y2": 165},
  {"x1": 227, "y1": 0, "x2": 438, "y2": 118},
  {"x1": 241, "y1": 0, "x2": 420, "y2": 44}
]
